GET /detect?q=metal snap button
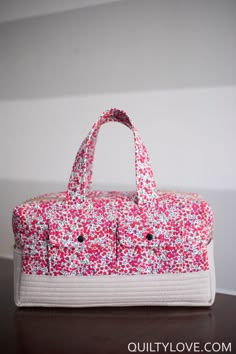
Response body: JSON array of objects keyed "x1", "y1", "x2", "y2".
[
  {"x1": 146, "y1": 233, "x2": 153, "y2": 241},
  {"x1": 77, "y1": 235, "x2": 84, "y2": 243}
]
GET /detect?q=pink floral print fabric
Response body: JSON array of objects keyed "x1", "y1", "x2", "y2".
[{"x1": 12, "y1": 109, "x2": 214, "y2": 276}]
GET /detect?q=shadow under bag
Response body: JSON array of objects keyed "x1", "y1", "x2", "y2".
[{"x1": 12, "y1": 108, "x2": 215, "y2": 307}]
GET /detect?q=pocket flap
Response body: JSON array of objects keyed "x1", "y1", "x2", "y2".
[
  {"x1": 117, "y1": 219, "x2": 178, "y2": 249},
  {"x1": 49, "y1": 209, "x2": 116, "y2": 250}
]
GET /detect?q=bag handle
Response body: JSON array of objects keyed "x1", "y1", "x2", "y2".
[{"x1": 67, "y1": 108, "x2": 156, "y2": 207}]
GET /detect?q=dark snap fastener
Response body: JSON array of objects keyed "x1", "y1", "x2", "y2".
[
  {"x1": 146, "y1": 233, "x2": 153, "y2": 241},
  {"x1": 77, "y1": 235, "x2": 84, "y2": 243}
]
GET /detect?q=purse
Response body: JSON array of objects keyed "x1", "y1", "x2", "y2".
[{"x1": 12, "y1": 108, "x2": 215, "y2": 307}]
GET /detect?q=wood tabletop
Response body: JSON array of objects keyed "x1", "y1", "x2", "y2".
[{"x1": 0, "y1": 258, "x2": 235, "y2": 354}]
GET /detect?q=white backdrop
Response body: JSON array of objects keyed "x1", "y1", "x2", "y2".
[{"x1": 0, "y1": 0, "x2": 235, "y2": 294}]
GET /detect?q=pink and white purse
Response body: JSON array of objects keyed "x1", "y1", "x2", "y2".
[{"x1": 12, "y1": 108, "x2": 215, "y2": 307}]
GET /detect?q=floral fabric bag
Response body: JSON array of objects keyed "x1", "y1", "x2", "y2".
[{"x1": 13, "y1": 108, "x2": 215, "y2": 307}]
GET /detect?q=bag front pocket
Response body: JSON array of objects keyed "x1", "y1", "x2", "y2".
[
  {"x1": 116, "y1": 218, "x2": 185, "y2": 275},
  {"x1": 48, "y1": 214, "x2": 117, "y2": 276}
]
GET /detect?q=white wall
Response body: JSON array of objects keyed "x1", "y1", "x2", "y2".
[
  {"x1": 0, "y1": 0, "x2": 235, "y2": 294},
  {"x1": 0, "y1": 88, "x2": 235, "y2": 190}
]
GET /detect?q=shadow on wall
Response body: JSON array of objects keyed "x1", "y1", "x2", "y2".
[
  {"x1": 0, "y1": 178, "x2": 235, "y2": 293},
  {"x1": 0, "y1": 0, "x2": 235, "y2": 100}
]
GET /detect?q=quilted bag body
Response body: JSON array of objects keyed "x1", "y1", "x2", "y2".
[{"x1": 12, "y1": 109, "x2": 215, "y2": 307}]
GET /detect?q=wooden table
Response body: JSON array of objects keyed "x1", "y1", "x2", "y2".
[{"x1": 0, "y1": 258, "x2": 235, "y2": 354}]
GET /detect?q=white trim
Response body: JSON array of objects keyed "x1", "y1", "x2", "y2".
[
  {"x1": 216, "y1": 288, "x2": 236, "y2": 296},
  {"x1": 0, "y1": 0, "x2": 122, "y2": 24},
  {"x1": 0, "y1": 254, "x2": 13, "y2": 260}
]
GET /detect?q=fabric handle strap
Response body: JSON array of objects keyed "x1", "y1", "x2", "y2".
[{"x1": 67, "y1": 108, "x2": 156, "y2": 207}]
